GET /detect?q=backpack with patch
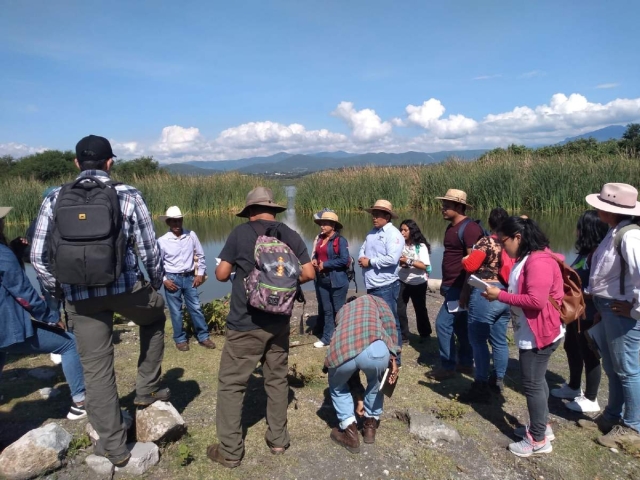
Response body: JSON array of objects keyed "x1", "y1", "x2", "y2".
[
  {"x1": 547, "y1": 253, "x2": 586, "y2": 325},
  {"x1": 245, "y1": 222, "x2": 301, "y2": 316},
  {"x1": 613, "y1": 221, "x2": 640, "y2": 295},
  {"x1": 331, "y1": 235, "x2": 358, "y2": 292},
  {"x1": 48, "y1": 176, "x2": 126, "y2": 286}
]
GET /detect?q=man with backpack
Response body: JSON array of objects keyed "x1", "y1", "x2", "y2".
[
  {"x1": 31, "y1": 135, "x2": 168, "y2": 467},
  {"x1": 427, "y1": 189, "x2": 484, "y2": 381},
  {"x1": 208, "y1": 186, "x2": 314, "y2": 468}
]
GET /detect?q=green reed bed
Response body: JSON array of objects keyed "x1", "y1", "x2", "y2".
[
  {"x1": 295, "y1": 153, "x2": 640, "y2": 213},
  {"x1": 0, "y1": 173, "x2": 286, "y2": 225}
]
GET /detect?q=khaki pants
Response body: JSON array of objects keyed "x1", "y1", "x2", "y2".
[
  {"x1": 216, "y1": 321, "x2": 290, "y2": 460},
  {"x1": 66, "y1": 281, "x2": 166, "y2": 457}
]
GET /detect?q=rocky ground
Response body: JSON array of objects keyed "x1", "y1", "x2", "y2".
[{"x1": 1, "y1": 290, "x2": 639, "y2": 480}]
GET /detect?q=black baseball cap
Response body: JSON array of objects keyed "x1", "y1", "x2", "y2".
[{"x1": 75, "y1": 135, "x2": 117, "y2": 163}]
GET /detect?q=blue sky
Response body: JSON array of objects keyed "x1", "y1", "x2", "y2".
[{"x1": 1, "y1": 0, "x2": 639, "y2": 163}]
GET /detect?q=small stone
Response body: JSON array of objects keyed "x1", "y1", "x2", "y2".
[
  {"x1": 128, "y1": 321, "x2": 136, "y2": 326},
  {"x1": 611, "y1": 448, "x2": 619, "y2": 454},
  {"x1": 38, "y1": 388, "x2": 60, "y2": 400},
  {"x1": 116, "y1": 442, "x2": 160, "y2": 475},
  {"x1": 85, "y1": 455, "x2": 114, "y2": 476},
  {"x1": 401, "y1": 409, "x2": 462, "y2": 443},
  {"x1": 290, "y1": 341, "x2": 300, "y2": 346},
  {"x1": 383, "y1": 470, "x2": 389, "y2": 476},
  {"x1": 49, "y1": 354, "x2": 62, "y2": 365},
  {"x1": 28, "y1": 367, "x2": 57, "y2": 380},
  {"x1": 136, "y1": 401, "x2": 186, "y2": 443},
  {"x1": 86, "y1": 410, "x2": 133, "y2": 446}
]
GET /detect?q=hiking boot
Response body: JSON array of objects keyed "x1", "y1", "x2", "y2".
[
  {"x1": 176, "y1": 342, "x2": 189, "y2": 351},
  {"x1": 362, "y1": 417, "x2": 379, "y2": 444},
  {"x1": 456, "y1": 365, "x2": 474, "y2": 376},
  {"x1": 206, "y1": 443, "x2": 241, "y2": 468},
  {"x1": 566, "y1": 395, "x2": 600, "y2": 413},
  {"x1": 488, "y1": 375, "x2": 505, "y2": 394},
  {"x1": 458, "y1": 381, "x2": 492, "y2": 404},
  {"x1": 425, "y1": 368, "x2": 456, "y2": 381},
  {"x1": 597, "y1": 425, "x2": 640, "y2": 449},
  {"x1": 330, "y1": 422, "x2": 360, "y2": 453},
  {"x1": 134, "y1": 387, "x2": 171, "y2": 407},
  {"x1": 94, "y1": 443, "x2": 131, "y2": 468},
  {"x1": 199, "y1": 339, "x2": 216, "y2": 349},
  {"x1": 577, "y1": 413, "x2": 619, "y2": 433},
  {"x1": 551, "y1": 382, "x2": 582, "y2": 400},
  {"x1": 67, "y1": 401, "x2": 87, "y2": 420},
  {"x1": 514, "y1": 424, "x2": 555, "y2": 442},
  {"x1": 508, "y1": 432, "x2": 552, "y2": 457}
]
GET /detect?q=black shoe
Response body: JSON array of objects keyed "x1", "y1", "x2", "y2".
[
  {"x1": 488, "y1": 373, "x2": 505, "y2": 394},
  {"x1": 458, "y1": 381, "x2": 492, "y2": 404},
  {"x1": 94, "y1": 444, "x2": 131, "y2": 467},
  {"x1": 134, "y1": 387, "x2": 171, "y2": 407}
]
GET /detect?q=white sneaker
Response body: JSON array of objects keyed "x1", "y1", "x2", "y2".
[
  {"x1": 551, "y1": 382, "x2": 582, "y2": 399},
  {"x1": 566, "y1": 395, "x2": 600, "y2": 413},
  {"x1": 50, "y1": 354, "x2": 62, "y2": 365},
  {"x1": 313, "y1": 341, "x2": 328, "y2": 348}
]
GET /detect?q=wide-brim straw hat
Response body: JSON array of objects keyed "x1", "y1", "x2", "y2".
[
  {"x1": 237, "y1": 186, "x2": 287, "y2": 218},
  {"x1": 435, "y1": 188, "x2": 473, "y2": 209},
  {"x1": 0, "y1": 207, "x2": 12, "y2": 219},
  {"x1": 364, "y1": 199, "x2": 398, "y2": 219},
  {"x1": 313, "y1": 211, "x2": 344, "y2": 230},
  {"x1": 159, "y1": 206, "x2": 184, "y2": 221},
  {"x1": 586, "y1": 183, "x2": 640, "y2": 216}
]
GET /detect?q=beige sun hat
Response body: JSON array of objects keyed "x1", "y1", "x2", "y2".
[
  {"x1": 0, "y1": 207, "x2": 12, "y2": 220},
  {"x1": 313, "y1": 211, "x2": 344, "y2": 230},
  {"x1": 237, "y1": 186, "x2": 287, "y2": 218},
  {"x1": 159, "y1": 206, "x2": 184, "y2": 221},
  {"x1": 586, "y1": 183, "x2": 640, "y2": 216},
  {"x1": 364, "y1": 199, "x2": 398, "y2": 219},
  {"x1": 435, "y1": 188, "x2": 473, "y2": 209}
]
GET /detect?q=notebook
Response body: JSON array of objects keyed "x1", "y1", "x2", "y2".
[{"x1": 380, "y1": 367, "x2": 398, "y2": 398}]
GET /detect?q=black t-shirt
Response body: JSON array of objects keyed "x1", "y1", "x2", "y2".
[
  {"x1": 441, "y1": 219, "x2": 484, "y2": 288},
  {"x1": 219, "y1": 220, "x2": 311, "y2": 331}
]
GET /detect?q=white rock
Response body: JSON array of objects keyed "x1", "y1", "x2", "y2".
[
  {"x1": 383, "y1": 470, "x2": 390, "y2": 476},
  {"x1": 611, "y1": 448, "x2": 619, "y2": 454},
  {"x1": 0, "y1": 423, "x2": 72, "y2": 480},
  {"x1": 136, "y1": 401, "x2": 186, "y2": 443},
  {"x1": 86, "y1": 410, "x2": 133, "y2": 446},
  {"x1": 85, "y1": 455, "x2": 114, "y2": 476},
  {"x1": 38, "y1": 388, "x2": 60, "y2": 400},
  {"x1": 49, "y1": 354, "x2": 62, "y2": 365},
  {"x1": 404, "y1": 409, "x2": 462, "y2": 443},
  {"x1": 127, "y1": 321, "x2": 136, "y2": 326},
  {"x1": 28, "y1": 367, "x2": 57, "y2": 380},
  {"x1": 116, "y1": 442, "x2": 160, "y2": 475}
]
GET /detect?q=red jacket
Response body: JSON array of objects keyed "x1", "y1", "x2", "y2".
[{"x1": 497, "y1": 250, "x2": 563, "y2": 348}]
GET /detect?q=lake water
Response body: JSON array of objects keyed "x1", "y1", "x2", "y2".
[{"x1": 7, "y1": 186, "x2": 580, "y2": 303}]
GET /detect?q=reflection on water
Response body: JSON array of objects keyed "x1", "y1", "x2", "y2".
[{"x1": 7, "y1": 207, "x2": 581, "y2": 304}]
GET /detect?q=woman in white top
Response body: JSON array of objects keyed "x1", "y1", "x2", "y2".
[
  {"x1": 581, "y1": 183, "x2": 640, "y2": 449},
  {"x1": 397, "y1": 219, "x2": 432, "y2": 342}
]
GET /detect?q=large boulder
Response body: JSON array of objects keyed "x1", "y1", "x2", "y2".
[
  {"x1": 136, "y1": 401, "x2": 186, "y2": 443},
  {"x1": 0, "y1": 423, "x2": 72, "y2": 480},
  {"x1": 397, "y1": 409, "x2": 462, "y2": 444},
  {"x1": 86, "y1": 410, "x2": 133, "y2": 446},
  {"x1": 85, "y1": 442, "x2": 160, "y2": 476}
]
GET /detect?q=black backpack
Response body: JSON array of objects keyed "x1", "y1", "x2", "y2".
[{"x1": 48, "y1": 176, "x2": 126, "y2": 286}]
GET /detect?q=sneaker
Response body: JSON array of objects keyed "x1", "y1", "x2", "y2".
[
  {"x1": 551, "y1": 382, "x2": 582, "y2": 400},
  {"x1": 577, "y1": 413, "x2": 619, "y2": 433},
  {"x1": 67, "y1": 402, "x2": 87, "y2": 420},
  {"x1": 134, "y1": 387, "x2": 171, "y2": 407},
  {"x1": 509, "y1": 432, "x2": 552, "y2": 457},
  {"x1": 514, "y1": 424, "x2": 555, "y2": 442},
  {"x1": 566, "y1": 395, "x2": 601, "y2": 413},
  {"x1": 597, "y1": 425, "x2": 640, "y2": 449},
  {"x1": 313, "y1": 341, "x2": 328, "y2": 348}
]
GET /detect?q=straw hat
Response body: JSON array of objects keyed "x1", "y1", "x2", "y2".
[
  {"x1": 435, "y1": 189, "x2": 473, "y2": 209},
  {"x1": 586, "y1": 183, "x2": 640, "y2": 216},
  {"x1": 237, "y1": 186, "x2": 287, "y2": 218},
  {"x1": 159, "y1": 206, "x2": 184, "y2": 221},
  {"x1": 313, "y1": 211, "x2": 343, "y2": 230},
  {"x1": 364, "y1": 199, "x2": 398, "y2": 219},
  {"x1": 0, "y1": 207, "x2": 12, "y2": 219}
]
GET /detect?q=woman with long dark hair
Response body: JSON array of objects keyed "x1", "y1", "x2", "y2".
[
  {"x1": 551, "y1": 210, "x2": 607, "y2": 412},
  {"x1": 484, "y1": 216, "x2": 563, "y2": 457},
  {"x1": 397, "y1": 219, "x2": 432, "y2": 342}
]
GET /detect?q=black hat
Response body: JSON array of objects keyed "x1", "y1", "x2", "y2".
[{"x1": 75, "y1": 135, "x2": 117, "y2": 163}]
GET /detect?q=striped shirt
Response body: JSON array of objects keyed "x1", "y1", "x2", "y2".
[
  {"x1": 30, "y1": 170, "x2": 163, "y2": 301},
  {"x1": 326, "y1": 295, "x2": 398, "y2": 368}
]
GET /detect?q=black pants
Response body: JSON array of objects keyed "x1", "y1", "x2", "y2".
[
  {"x1": 519, "y1": 340, "x2": 560, "y2": 442},
  {"x1": 564, "y1": 320, "x2": 601, "y2": 401},
  {"x1": 397, "y1": 281, "x2": 431, "y2": 341}
]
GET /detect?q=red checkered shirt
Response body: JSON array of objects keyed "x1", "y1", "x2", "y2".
[{"x1": 326, "y1": 295, "x2": 398, "y2": 368}]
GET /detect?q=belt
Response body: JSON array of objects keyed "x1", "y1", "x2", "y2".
[{"x1": 170, "y1": 270, "x2": 195, "y2": 277}]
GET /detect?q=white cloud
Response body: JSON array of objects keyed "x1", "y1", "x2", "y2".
[
  {"x1": 405, "y1": 99, "x2": 478, "y2": 138},
  {"x1": 153, "y1": 126, "x2": 203, "y2": 154},
  {"x1": 217, "y1": 121, "x2": 346, "y2": 149},
  {"x1": 519, "y1": 70, "x2": 545, "y2": 79},
  {"x1": 0, "y1": 142, "x2": 47, "y2": 157},
  {"x1": 596, "y1": 83, "x2": 620, "y2": 89},
  {"x1": 474, "y1": 74, "x2": 501, "y2": 80},
  {"x1": 331, "y1": 101, "x2": 392, "y2": 142}
]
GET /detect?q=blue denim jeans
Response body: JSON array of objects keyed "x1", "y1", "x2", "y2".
[
  {"x1": 315, "y1": 275, "x2": 349, "y2": 345},
  {"x1": 594, "y1": 297, "x2": 640, "y2": 432},
  {"x1": 467, "y1": 284, "x2": 510, "y2": 382},
  {"x1": 164, "y1": 273, "x2": 210, "y2": 344},
  {"x1": 367, "y1": 280, "x2": 402, "y2": 365},
  {"x1": 0, "y1": 322, "x2": 85, "y2": 403},
  {"x1": 328, "y1": 340, "x2": 390, "y2": 429},
  {"x1": 435, "y1": 285, "x2": 473, "y2": 371}
]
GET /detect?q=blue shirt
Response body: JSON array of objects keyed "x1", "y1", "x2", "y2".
[
  {"x1": 157, "y1": 228, "x2": 207, "y2": 277},
  {"x1": 359, "y1": 222, "x2": 404, "y2": 289}
]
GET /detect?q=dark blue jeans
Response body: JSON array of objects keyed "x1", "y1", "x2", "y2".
[
  {"x1": 435, "y1": 285, "x2": 473, "y2": 371},
  {"x1": 164, "y1": 273, "x2": 210, "y2": 344},
  {"x1": 367, "y1": 280, "x2": 402, "y2": 365},
  {"x1": 315, "y1": 275, "x2": 349, "y2": 345},
  {"x1": 467, "y1": 284, "x2": 510, "y2": 382}
]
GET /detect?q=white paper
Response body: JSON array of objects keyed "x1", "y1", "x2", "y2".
[{"x1": 467, "y1": 274, "x2": 491, "y2": 292}]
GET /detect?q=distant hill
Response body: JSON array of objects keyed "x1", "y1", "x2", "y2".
[
  {"x1": 184, "y1": 152, "x2": 292, "y2": 170},
  {"x1": 309, "y1": 151, "x2": 358, "y2": 158},
  {"x1": 558, "y1": 125, "x2": 626, "y2": 144},
  {"x1": 163, "y1": 163, "x2": 220, "y2": 176}
]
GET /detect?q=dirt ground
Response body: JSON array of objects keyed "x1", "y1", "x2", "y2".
[{"x1": 1, "y1": 290, "x2": 640, "y2": 480}]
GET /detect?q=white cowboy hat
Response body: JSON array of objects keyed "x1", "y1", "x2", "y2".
[
  {"x1": 364, "y1": 199, "x2": 398, "y2": 219},
  {"x1": 586, "y1": 183, "x2": 640, "y2": 216},
  {"x1": 159, "y1": 206, "x2": 184, "y2": 221},
  {"x1": 313, "y1": 211, "x2": 344, "y2": 230},
  {"x1": 435, "y1": 189, "x2": 473, "y2": 209}
]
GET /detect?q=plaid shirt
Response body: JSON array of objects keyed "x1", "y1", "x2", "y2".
[
  {"x1": 326, "y1": 295, "x2": 398, "y2": 368},
  {"x1": 30, "y1": 170, "x2": 163, "y2": 301}
]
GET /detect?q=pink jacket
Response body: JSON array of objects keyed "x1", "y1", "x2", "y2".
[{"x1": 497, "y1": 250, "x2": 564, "y2": 349}]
